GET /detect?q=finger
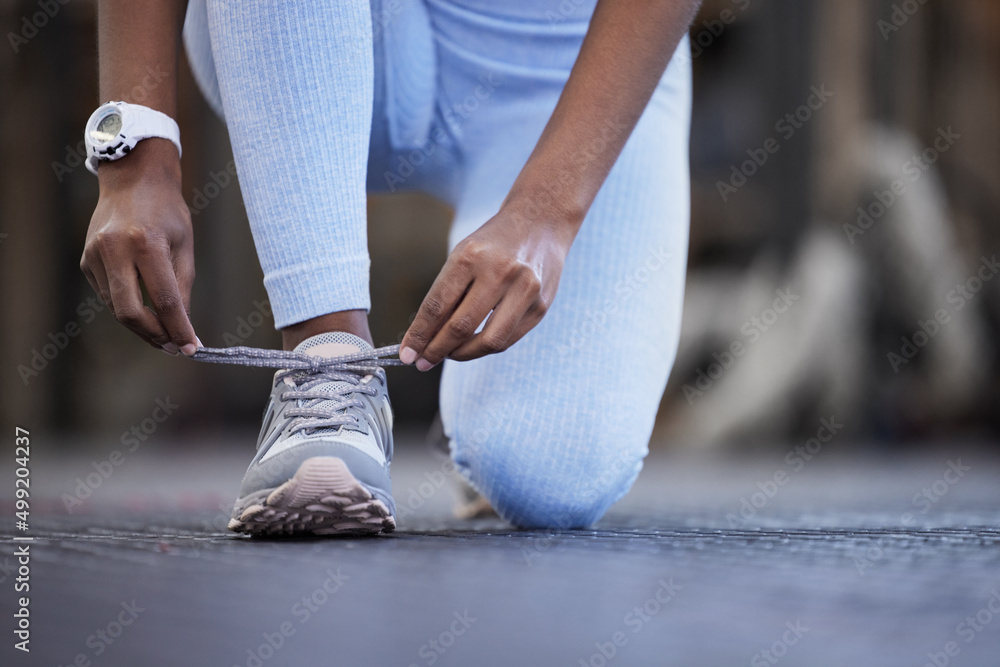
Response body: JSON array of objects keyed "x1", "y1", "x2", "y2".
[
  {"x1": 106, "y1": 264, "x2": 171, "y2": 347},
  {"x1": 85, "y1": 244, "x2": 174, "y2": 352},
  {"x1": 80, "y1": 262, "x2": 105, "y2": 306},
  {"x1": 400, "y1": 259, "x2": 473, "y2": 364},
  {"x1": 449, "y1": 293, "x2": 528, "y2": 362},
  {"x1": 82, "y1": 248, "x2": 112, "y2": 307},
  {"x1": 416, "y1": 284, "x2": 500, "y2": 369},
  {"x1": 173, "y1": 248, "x2": 196, "y2": 314},
  {"x1": 136, "y1": 311, "x2": 172, "y2": 352},
  {"x1": 83, "y1": 252, "x2": 165, "y2": 352},
  {"x1": 500, "y1": 307, "x2": 545, "y2": 353},
  {"x1": 137, "y1": 252, "x2": 198, "y2": 355},
  {"x1": 452, "y1": 266, "x2": 549, "y2": 361}
]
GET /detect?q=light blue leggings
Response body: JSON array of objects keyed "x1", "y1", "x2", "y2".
[{"x1": 183, "y1": 0, "x2": 692, "y2": 528}]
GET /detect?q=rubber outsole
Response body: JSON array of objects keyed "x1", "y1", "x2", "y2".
[{"x1": 228, "y1": 456, "x2": 395, "y2": 537}]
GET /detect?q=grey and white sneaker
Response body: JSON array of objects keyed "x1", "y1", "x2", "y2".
[{"x1": 226, "y1": 332, "x2": 396, "y2": 537}]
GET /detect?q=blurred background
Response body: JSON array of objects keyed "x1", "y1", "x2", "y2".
[{"x1": 2, "y1": 0, "x2": 998, "y2": 454}]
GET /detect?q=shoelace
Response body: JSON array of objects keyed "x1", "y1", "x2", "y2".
[{"x1": 190, "y1": 344, "x2": 405, "y2": 434}]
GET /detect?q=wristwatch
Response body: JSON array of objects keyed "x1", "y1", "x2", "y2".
[{"x1": 84, "y1": 101, "x2": 182, "y2": 175}]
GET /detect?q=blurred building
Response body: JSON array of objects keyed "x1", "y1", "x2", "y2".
[{"x1": 656, "y1": 0, "x2": 1000, "y2": 447}]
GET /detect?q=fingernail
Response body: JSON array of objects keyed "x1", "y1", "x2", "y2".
[
  {"x1": 400, "y1": 346, "x2": 418, "y2": 365},
  {"x1": 180, "y1": 343, "x2": 198, "y2": 357},
  {"x1": 195, "y1": 336, "x2": 204, "y2": 347},
  {"x1": 161, "y1": 342, "x2": 180, "y2": 355},
  {"x1": 415, "y1": 358, "x2": 435, "y2": 372}
]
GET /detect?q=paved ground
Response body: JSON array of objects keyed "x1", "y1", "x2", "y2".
[{"x1": 3, "y1": 433, "x2": 1000, "y2": 666}]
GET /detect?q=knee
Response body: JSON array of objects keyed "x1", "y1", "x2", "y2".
[
  {"x1": 493, "y1": 477, "x2": 624, "y2": 530},
  {"x1": 451, "y1": 420, "x2": 646, "y2": 529}
]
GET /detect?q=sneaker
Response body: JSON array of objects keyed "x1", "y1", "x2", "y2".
[{"x1": 227, "y1": 332, "x2": 396, "y2": 537}]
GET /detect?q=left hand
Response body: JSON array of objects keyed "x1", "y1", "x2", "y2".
[{"x1": 400, "y1": 201, "x2": 575, "y2": 370}]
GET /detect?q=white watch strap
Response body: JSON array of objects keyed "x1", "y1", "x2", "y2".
[{"x1": 128, "y1": 105, "x2": 183, "y2": 159}]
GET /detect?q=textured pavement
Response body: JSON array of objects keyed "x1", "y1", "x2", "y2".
[{"x1": 2, "y1": 435, "x2": 1000, "y2": 666}]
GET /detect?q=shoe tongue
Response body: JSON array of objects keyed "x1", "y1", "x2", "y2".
[
  {"x1": 293, "y1": 332, "x2": 373, "y2": 358},
  {"x1": 287, "y1": 332, "x2": 374, "y2": 437}
]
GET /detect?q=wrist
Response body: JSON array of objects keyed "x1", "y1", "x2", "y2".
[
  {"x1": 97, "y1": 138, "x2": 181, "y2": 192},
  {"x1": 503, "y1": 148, "x2": 600, "y2": 230},
  {"x1": 502, "y1": 178, "x2": 589, "y2": 239},
  {"x1": 495, "y1": 195, "x2": 579, "y2": 254}
]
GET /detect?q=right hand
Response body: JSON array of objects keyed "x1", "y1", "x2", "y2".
[{"x1": 80, "y1": 138, "x2": 199, "y2": 355}]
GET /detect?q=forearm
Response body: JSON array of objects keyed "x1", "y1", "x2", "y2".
[
  {"x1": 506, "y1": 0, "x2": 701, "y2": 230},
  {"x1": 96, "y1": 0, "x2": 187, "y2": 187},
  {"x1": 83, "y1": 0, "x2": 198, "y2": 354}
]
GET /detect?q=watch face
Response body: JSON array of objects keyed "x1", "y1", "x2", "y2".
[{"x1": 90, "y1": 111, "x2": 122, "y2": 145}]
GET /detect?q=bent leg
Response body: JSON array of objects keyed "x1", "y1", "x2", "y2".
[
  {"x1": 204, "y1": 0, "x2": 374, "y2": 328},
  {"x1": 438, "y1": 23, "x2": 693, "y2": 528}
]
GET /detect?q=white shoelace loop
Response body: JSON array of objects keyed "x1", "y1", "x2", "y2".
[
  {"x1": 191, "y1": 344, "x2": 404, "y2": 434},
  {"x1": 190, "y1": 344, "x2": 405, "y2": 372}
]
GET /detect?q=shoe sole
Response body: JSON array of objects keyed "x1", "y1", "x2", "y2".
[{"x1": 228, "y1": 456, "x2": 396, "y2": 537}]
